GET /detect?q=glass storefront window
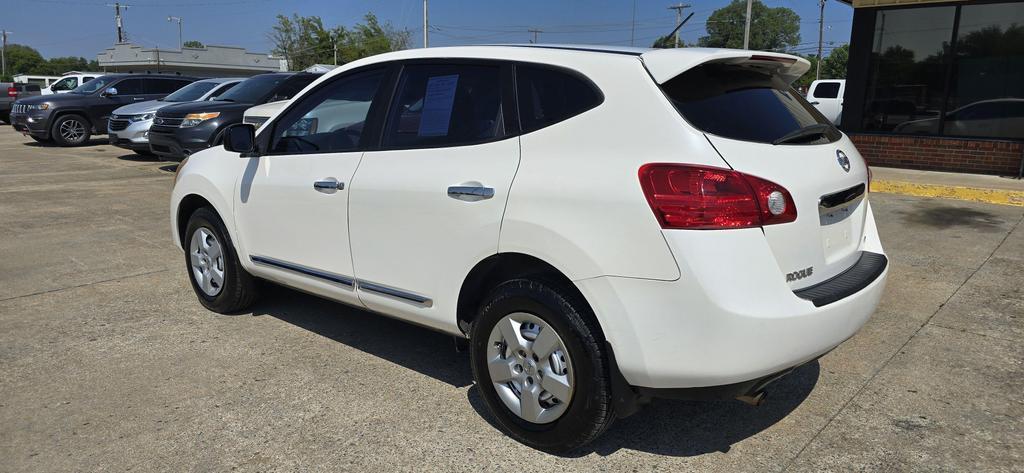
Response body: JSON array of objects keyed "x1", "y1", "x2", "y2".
[
  {"x1": 862, "y1": 6, "x2": 956, "y2": 134},
  {"x1": 942, "y1": 2, "x2": 1024, "y2": 139}
]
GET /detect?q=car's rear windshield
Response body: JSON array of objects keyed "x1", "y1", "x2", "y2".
[
  {"x1": 662, "y1": 63, "x2": 840, "y2": 144},
  {"x1": 216, "y1": 75, "x2": 289, "y2": 104},
  {"x1": 163, "y1": 81, "x2": 217, "y2": 102}
]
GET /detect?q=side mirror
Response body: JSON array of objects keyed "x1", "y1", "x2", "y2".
[
  {"x1": 223, "y1": 123, "x2": 257, "y2": 156},
  {"x1": 101, "y1": 87, "x2": 118, "y2": 97}
]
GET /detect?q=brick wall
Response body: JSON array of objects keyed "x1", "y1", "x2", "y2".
[{"x1": 849, "y1": 134, "x2": 1023, "y2": 176}]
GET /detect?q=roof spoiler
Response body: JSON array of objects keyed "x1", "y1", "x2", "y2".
[{"x1": 640, "y1": 48, "x2": 810, "y2": 85}]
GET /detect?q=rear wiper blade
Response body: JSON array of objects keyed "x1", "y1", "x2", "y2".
[{"x1": 772, "y1": 123, "x2": 834, "y2": 145}]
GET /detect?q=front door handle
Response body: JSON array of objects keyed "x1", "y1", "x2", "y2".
[
  {"x1": 447, "y1": 185, "x2": 494, "y2": 202},
  {"x1": 313, "y1": 178, "x2": 344, "y2": 193}
]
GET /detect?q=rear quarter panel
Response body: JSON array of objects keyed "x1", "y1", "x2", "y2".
[{"x1": 499, "y1": 55, "x2": 729, "y2": 281}]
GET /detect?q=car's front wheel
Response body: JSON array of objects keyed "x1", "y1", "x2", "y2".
[
  {"x1": 470, "y1": 279, "x2": 615, "y2": 452},
  {"x1": 51, "y1": 114, "x2": 91, "y2": 146},
  {"x1": 183, "y1": 207, "x2": 257, "y2": 313}
]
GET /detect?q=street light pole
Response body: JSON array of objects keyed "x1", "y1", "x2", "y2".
[
  {"x1": 167, "y1": 16, "x2": 183, "y2": 49},
  {"x1": 423, "y1": 0, "x2": 429, "y2": 48},
  {"x1": 1, "y1": 30, "x2": 9, "y2": 80}
]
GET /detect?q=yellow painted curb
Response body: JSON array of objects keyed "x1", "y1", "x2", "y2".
[{"x1": 871, "y1": 180, "x2": 1024, "y2": 207}]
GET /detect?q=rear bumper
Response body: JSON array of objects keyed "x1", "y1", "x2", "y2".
[{"x1": 577, "y1": 200, "x2": 887, "y2": 390}]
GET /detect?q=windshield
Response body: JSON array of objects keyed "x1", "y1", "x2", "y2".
[
  {"x1": 662, "y1": 63, "x2": 840, "y2": 145},
  {"x1": 163, "y1": 81, "x2": 218, "y2": 102},
  {"x1": 215, "y1": 75, "x2": 288, "y2": 104},
  {"x1": 70, "y1": 76, "x2": 119, "y2": 95}
]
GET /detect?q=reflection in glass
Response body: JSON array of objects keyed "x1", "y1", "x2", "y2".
[
  {"x1": 862, "y1": 7, "x2": 956, "y2": 134},
  {"x1": 943, "y1": 2, "x2": 1024, "y2": 139}
]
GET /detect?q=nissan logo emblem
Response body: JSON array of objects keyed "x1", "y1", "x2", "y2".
[{"x1": 836, "y1": 150, "x2": 851, "y2": 172}]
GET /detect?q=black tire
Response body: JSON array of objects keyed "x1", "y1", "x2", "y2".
[
  {"x1": 183, "y1": 207, "x2": 257, "y2": 313},
  {"x1": 51, "y1": 113, "x2": 91, "y2": 146},
  {"x1": 470, "y1": 279, "x2": 615, "y2": 452},
  {"x1": 0, "y1": 112, "x2": 9, "y2": 124}
]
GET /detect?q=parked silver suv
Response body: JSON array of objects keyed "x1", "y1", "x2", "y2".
[{"x1": 108, "y1": 78, "x2": 242, "y2": 154}]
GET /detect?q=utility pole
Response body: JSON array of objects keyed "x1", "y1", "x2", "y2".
[
  {"x1": 333, "y1": 39, "x2": 338, "y2": 66},
  {"x1": 528, "y1": 29, "x2": 542, "y2": 44},
  {"x1": 816, "y1": 0, "x2": 826, "y2": 80},
  {"x1": 743, "y1": 0, "x2": 752, "y2": 49},
  {"x1": 167, "y1": 16, "x2": 183, "y2": 49},
  {"x1": 630, "y1": 0, "x2": 637, "y2": 47},
  {"x1": 423, "y1": 0, "x2": 429, "y2": 48},
  {"x1": 1, "y1": 30, "x2": 8, "y2": 80},
  {"x1": 107, "y1": 3, "x2": 129, "y2": 44},
  {"x1": 667, "y1": 3, "x2": 690, "y2": 48}
]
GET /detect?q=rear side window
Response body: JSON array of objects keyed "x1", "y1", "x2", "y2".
[
  {"x1": 383, "y1": 64, "x2": 504, "y2": 148},
  {"x1": 516, "y1": 65, "x2": 601, "y2": 133},
  {"x1": 663, "y1": 63, "x2": 839, "y2": 144},
  {"x1": 812, "y1": 82, "x2": 840, "y2": 99}
]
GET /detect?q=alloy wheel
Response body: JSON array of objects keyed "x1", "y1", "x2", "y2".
[{"x1": 59, "y1": 119, "x2": 86, "y2": 143}]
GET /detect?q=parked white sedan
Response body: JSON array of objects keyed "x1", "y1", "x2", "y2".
[{"x1": 170, "y1": 45, "x2": 887, "y2": 451}]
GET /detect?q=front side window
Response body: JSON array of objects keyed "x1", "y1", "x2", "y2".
[
  {"x1": 383, "y1": 64, "x2": 504, "y2": 148},
  {"x1": 113, "y1": 78, "x2": 146, "y2": 95},
  {"x1": 516, "y1": 65, "x2": 602, "y2": 133},
  {"x1": 270, "y1": 69, "x2": 385, "y2": 154},
  {"x1": 663, "y1": 63, "x2": 839, "y2": 144}
]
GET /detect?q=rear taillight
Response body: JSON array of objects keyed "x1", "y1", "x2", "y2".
[
  {"x1": 7, "y1": 87, "x2": 16, "y2": 98},
  {"x1": 638, "y1": 163, "x2": 797, "y2": 230}
]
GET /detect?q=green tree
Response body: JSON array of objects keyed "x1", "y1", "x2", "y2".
[
  {"x1": 698, "y1": 0, "x2": 800, "y2": 51},
  {"x1": 2, "y1": 44, "x2": 45, "y2": 77},
  {"x1": 820, "y1": 43, "x2": 849, "y2": 79},
  {"x1": 268, "y1": 13, "x2": 410, "y2": 71},
  {"x1": 183, "y1": 40, "x2": 204, "y2": 48}
]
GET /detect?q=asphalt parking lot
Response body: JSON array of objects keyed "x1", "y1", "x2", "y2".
[{"x1": 1, "y1": 126, "x2": 1021, "y2": 472}]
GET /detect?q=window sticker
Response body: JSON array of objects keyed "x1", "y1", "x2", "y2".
[{"x1": 418, "y1": 74, "x2": 459, "y2": 137}]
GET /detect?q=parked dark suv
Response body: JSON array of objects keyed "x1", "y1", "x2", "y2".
[
  {"x1": 9, "y1": 74, "x2": 196, "y2": 146},
  {"x1": 148, "y1": 72, "x2": 319, "y2": 160}
]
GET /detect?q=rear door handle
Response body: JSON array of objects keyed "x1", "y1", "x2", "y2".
[
  {"x1": 313, "y1": 178, "x2": 344, "y2": 193},
  {"x1": 447, "y1": 185, "x2": 494, "y2": 202}
]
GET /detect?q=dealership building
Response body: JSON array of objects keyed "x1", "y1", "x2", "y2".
[
  {"x1": 838, "y1": 0, "x2": 1023, "y2": 175},
  {"x1": 97, "y1": 43, "x2": 286, "y2": 78}
]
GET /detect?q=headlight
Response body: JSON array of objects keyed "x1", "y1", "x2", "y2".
[
  {"x1": 180, "y1": 112, "x2": 220, "y2": 128},
  {"x1": 130, "y1": 113, "x2": 155, "y2": 122},
  {"x1": 26, "y1": 103, "x2": 50, "y2": 111}
]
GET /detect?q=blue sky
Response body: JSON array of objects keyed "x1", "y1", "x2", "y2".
[{"x1": 9, "y1": 0, "x2": 853, "y2": 60}]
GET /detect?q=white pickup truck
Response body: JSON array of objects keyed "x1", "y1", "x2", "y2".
[{"x1": 807, "y1": 79, "x2": 845, "y2": 125}]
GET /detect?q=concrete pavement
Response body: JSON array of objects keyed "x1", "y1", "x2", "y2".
[{"x1": 1, "y1": 127, "x2": 1021, "y2": 471}]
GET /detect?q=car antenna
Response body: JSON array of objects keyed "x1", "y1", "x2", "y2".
[{"x1": 660, "y1": 12, "x2": 694, "y2": 48}]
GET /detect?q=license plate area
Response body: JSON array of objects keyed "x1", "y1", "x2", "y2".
[{"x1": 819, "y1": 183, "x2": 866, "y2": 263}]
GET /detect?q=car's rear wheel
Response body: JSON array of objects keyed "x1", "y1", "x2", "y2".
[
  {"x1": 470, "y1": 279, "x2": 615, "y2": 452},
  {"x1": 0, "y1": 112, "x2": 9, "y2": 124},
  {"x1": 51, "y1": 114, "x2": 90, "y2": 146},
  {"x1": 184, "y1": 207, "x2": 257, "y2": 313}
]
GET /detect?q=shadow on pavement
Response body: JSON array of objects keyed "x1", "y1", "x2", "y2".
[
  {"x1": 251, "y1": 284, "x2": 473, "y2": 388},
  {"x1": 898, "y1": 203, "x2": 1005, "y2": 231},
  {"x1": 21, "y1": 138, "x2": 108, "y2": 147},
  {"x1": 251, "y1": 285, "x2": 817, "y2": 457},
  {"x1": 116, "y1": 152, "x2": 161, "y2": 162},
  {"x1": 467, "y1": 361, "x2": 818, "y2": 458}
]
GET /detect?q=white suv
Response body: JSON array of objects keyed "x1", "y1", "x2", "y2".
[{"x1": 170, "y1": 45, "x2": 887, "y2": 451}]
